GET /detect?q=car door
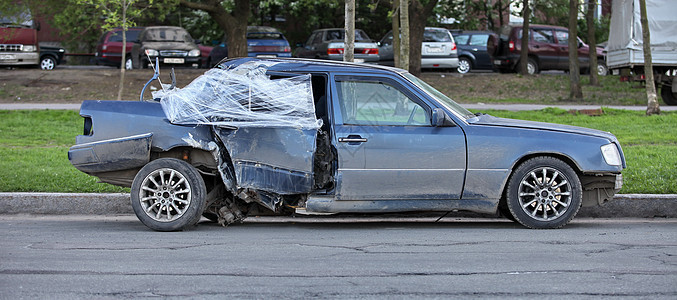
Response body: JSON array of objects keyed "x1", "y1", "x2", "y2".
[
  {"x1": 468, "y1": 33, "x2": 491, "y2": 69},
  {"x1": 530, "y1": 28, "x2": 559, "y2": 70},
  {"x1": 331, "y1": 74, "x2": 467, "y2": 201},
  {"x1": 378, "y1": 31, "x2": 394, "y2": 65},
  {"x1": 554, "y1": 30, "x2": 590, "y2": 70}
]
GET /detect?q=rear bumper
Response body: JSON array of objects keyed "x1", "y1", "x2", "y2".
[
  {"x1": 421, "y1": 57, "x2": 459, "y2": 68},
  {"x1": 0, "y1": 52, "x2": 39, "y2": 66},
  {"x1": 328, "y1": 53, "x2": 380, "y2": 62},
  {"x1": 69, "y1": 133, "x2": 152, "y2": 174},
  {"x1": 492, "y1": 54, "x2": 519, "y2": 70}
]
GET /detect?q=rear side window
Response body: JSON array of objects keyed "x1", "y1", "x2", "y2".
[
  {"x1": 454, "y1": 34, "x2": 469, "y2": 45},
  {"x1": 108, "y1": 30, "x2": 141, "y2": 43},
  {"x1": 469, "y1": 34, "x2": 488, "y2": 46},
  {"x1": 555, "y1": 30, "x2": 569, "y2": 45},
  {"x1": 423, "y1": 29, "x2": 451, "y2": 42},
  {"x1": 533, "y1": 29, "x2": 555, "y2": 43}
]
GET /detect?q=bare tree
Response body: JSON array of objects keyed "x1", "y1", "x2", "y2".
[
  {"x1": 639, "y1": 0, "x2": 660, "y2": 115},
  {"x1": 586, "y1": 0, "x2": 599, "y2": 86},
  {"x1": 344, "y1": 0, "x2": 355, "y2": 62},
  {"x1": 568, "y1": 0, "x2": 582, "y2": 100},
  {"x1": 519, "y1": 0, "x2": 530, "y2": 75},
  {"x1": 400, "y1": 0, "x2": 410, "y2": 71}
]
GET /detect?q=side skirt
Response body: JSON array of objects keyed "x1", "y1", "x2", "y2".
[{"x1": 305, "y1": 196, "x2": 499, "y2": 215}]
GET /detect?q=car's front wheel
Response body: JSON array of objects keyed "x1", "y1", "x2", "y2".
[
  {"x1": 506, "y1": 157, "x2": 582, "y2": 229},
  {"x1": 40, "y1": 56, "x2": 56, "y2": 70},
  {"x1": 131, "y1": 158, "x2": 207, "y2": 231}
]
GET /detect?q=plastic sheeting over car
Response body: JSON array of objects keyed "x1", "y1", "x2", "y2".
[{"x1": 156, "y1": 60, "x2": 321, "y2": 130}]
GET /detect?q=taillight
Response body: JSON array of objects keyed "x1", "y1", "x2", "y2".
[
  {"x1": 283, "y1": 46, "x2": 291, "y2": 52},
  {"x1": 327, "y1": 48, "x2": 344, "y2": 55},
  {"x1": 361, "y1": 48, "x2": 378, "y2": 55},
  {"x1": 451, "y1": 43, "x2": 456, "y2": 51},
  {"x1": 509, "y1": 41, "x2": 515, "y2": 52}
]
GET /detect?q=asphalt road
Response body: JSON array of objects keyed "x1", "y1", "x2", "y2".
[{"x1": 1, "y1": 215, "x2": 675, "y2": 298}]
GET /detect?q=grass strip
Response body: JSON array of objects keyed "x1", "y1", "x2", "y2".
[{"x1": 0, "y1": 109, "x2": 674, "y2": 194}]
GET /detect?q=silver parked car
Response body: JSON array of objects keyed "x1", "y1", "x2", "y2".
[
  {"x1": 294, "y1": 28, "x2": 379, "y2": 62},
  {"x1": 378, "y1": 27, "x2": 459, "y2": 70}
]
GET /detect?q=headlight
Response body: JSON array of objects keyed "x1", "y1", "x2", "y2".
[
  {"x1": 601, "y1": 143, "x2": 622, "y2": 166},
  {"x1": 188, "y1": 49, "x2": 200, "y2": 57},
  {"x1": 22, "y1": 45, "x2": 37, "y2": 52},
  {"x1": 144, "y1": 49, "x2": 159, "y2": 56}
]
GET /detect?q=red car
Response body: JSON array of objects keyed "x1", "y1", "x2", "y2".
[{"x1": 95, "y1": 27, "x2": 144, "y2": 69}]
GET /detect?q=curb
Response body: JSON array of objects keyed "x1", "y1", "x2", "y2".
[{"x1": 0, "y1": 193, "x2": 675, "y2": 218}]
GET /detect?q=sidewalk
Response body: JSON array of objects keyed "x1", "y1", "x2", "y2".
[
  {"x1": 0, "y1": 192, "x2": 675, "y2": 218},
  {"x1": 2, "y1": 103, "x2": 677, "y2": 111}
]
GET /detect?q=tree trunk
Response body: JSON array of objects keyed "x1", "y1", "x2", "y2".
[
  {"x1": 399, "y1": 0, "x2": 410, "y2": 72},
  {"x1": 179, "y1": 0, "x2": 249, "y2": 58},
  {"x1": 519, "y1": 0, "x2": 530, "y2": 75},
  {"x1": 568, "y1": 0, "x2": 583, "y2": 100},
  {"x1": 117, "y1": 0, "x2": 127, "y2": 101},
  {"x1": 392, "y1": 0, "x2": 400, "y2": 68},
  {"x1": 344, "y1": 0, "x2": 355, "y2": 62},
  {"x1": 586, "y1": 0, "x2": 599, "y2": 86},
  {"x1": 408, "y1": 0, "x2": 438, "y2": 77},
  {"x1": 639, "y1": 0, "x2": 660, "y2": 115}
]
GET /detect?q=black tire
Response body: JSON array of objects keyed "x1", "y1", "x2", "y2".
[
  {"x1": 131, "y1": 158, "x2": 207, "y2": 231},
  {"x1": 527, "y1": 57, "x2": 539, "y2": 75},
  {"x1": 457, "y1": 57, "x2": 472, "y2": 74},
  {"x1": 40, "y1": 56, "x2": 56, "y2": 70},
  {"x1": 506, "y1": 157, "x2": 582, "y2": 229},
  {"x1": 661, "y1": 85, "x2": 677, "y2": 105}
]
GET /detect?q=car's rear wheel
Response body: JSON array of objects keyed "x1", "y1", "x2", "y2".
[
  {"x1": 597, "y1": 61, "x2": 609, "y2": 76},
  {"x1": 527, "y1": 58, "x2": 539, "y2": 75},
  {"x1": 40, "y1": 56, "x2": 56, "y2": 70},
  {"x1": 506, "y1": 157, "x2": 582, "y2": 229},
  {"x1": 131, "y1": 158, "x2": 207, "y2": 231},
  {"x1": 457, "y1": 57, "x2": 472, "y2": 74},
  {"x1": 661, "y1": 85, "x2": 677, "y2": 105},
  {"x1": 125, "y1": 57, "x2": 133, "y2": 70}
]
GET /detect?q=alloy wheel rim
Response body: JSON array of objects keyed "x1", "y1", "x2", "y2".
[
  {"x1": 139, "y1": 168, "x2": 192, "y2": 222},
  {"x1": 458, "y1": 60, "x2": 470, "y2": 73},
  {"x1": 41, "y1": 59, "x2": 54, "y2": 70},
  {"x1": 517, "y1": 167, "x2": 572, "y2": 221},
  {"x1": 126, "y1": 59, "x2": 133, "y2": 70},
  {"x1": 527, "y1": 63, "x2": 536, "y2": 75}
]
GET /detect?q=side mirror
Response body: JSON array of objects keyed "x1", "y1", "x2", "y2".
[
  {"x1": 377, "y1": 41, "x2": 381, "y2": 47},
  {"x1": 432, "y1": 108, "x2": 446, "y2": 127},
  {"x1": 34, "y1": 20, "x2": 41, "y2": 31}
]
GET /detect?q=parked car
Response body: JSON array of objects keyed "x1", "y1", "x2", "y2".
[
  {"x1": 131, "y1": 26, "x2": 201, "y2": 69},
  {"x1": 378, "y1": 27, "x2": 458, "y2": 70},
  {"x1": 206, "y1": 26, "x2": 292, "y2": 67},
  {"x1": 95, "y1": 27, "x2": 144, "y2": 69},
  {"x1": 294, "y1": 28, "x2": 379, "y2": 62},
  {"x1": 451, "y1": 30, "x2": 494, "y2": 73},
  {"x1": 38, "y1": 45, "x2": 65, "y2": 70},
  {"x1": 488, "y1": 24, "x2": 608, "y2": 75},
  {"x1": 68, "y1": 57, "x2": 625, "y2": 232}
]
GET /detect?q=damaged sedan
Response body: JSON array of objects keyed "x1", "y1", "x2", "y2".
[{"x1": 68, "y1": 57, "x2": 625, "y2": 231}]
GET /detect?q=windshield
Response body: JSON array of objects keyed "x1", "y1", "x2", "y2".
[
  {"x1": 144, "y1": 28, "x2": 192, "y2": 42},
  {"x1": 402, "y1": 73, "x2": 475, "y2": 120},
  {"x1": 0, "y1": 10, "x2": 33, "y2": 27}
]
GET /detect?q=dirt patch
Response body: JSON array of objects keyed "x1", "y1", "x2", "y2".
[{"x1": 0, "y1": 67, "x2": 646, "y2": 105}]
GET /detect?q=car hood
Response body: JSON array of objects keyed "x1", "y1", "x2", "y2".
[
  {"x1": 142, "y1": 41, "x2": 198, "y2": 51},
  {"x1": 470, "y1": 114, "x2": 618, "y2": 142}
]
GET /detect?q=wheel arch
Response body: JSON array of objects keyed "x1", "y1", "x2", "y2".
[{"x1": 499, "y1": 152, "x2": 583, "y2": 207}]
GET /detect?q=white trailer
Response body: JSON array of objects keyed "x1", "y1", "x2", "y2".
[{"x1": 607, "y1": 0, "x2": 677, "y2": 105}]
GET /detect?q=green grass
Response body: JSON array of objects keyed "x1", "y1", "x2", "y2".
[
  {"x1": 0, "y1": 110, "x2": 128, "y2": 193},
  {"x1": 0, "y1": 109, "x2": 674, "y2": 194}
]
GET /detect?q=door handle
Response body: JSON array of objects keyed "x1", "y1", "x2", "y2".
[{"x1": 339, "y1": 136, "x2": 367, "y2": 143}]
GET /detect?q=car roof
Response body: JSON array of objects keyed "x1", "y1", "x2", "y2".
[
  {"x1": 450, "y1": 30, "x2": 493, "y2": 35},
  {"x1": 218, "y1": 57, "x2": 405, "y2": 75},
  {"x1": 507, "y1": 24, "x2": 568, "y2": 31}
]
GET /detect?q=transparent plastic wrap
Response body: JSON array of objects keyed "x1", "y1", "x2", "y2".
[{"x1": 156, "y1": 61, "x2": 321, "y2": 130}]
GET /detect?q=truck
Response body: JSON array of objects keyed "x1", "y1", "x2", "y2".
[
  {"x1": 606, "y1": 0, "x2": 677, "y2": 105},
  {"x1": 0, "y1": 7, "x2": 40, "y2": 68}
]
